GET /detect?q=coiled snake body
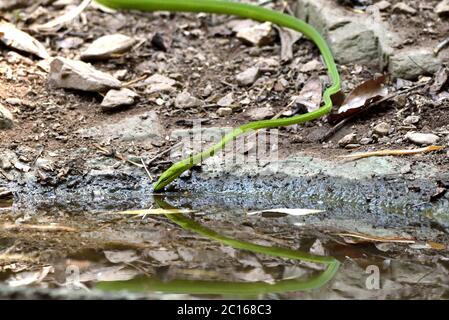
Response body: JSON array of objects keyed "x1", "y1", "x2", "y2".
[{"x1": 96, "y1": 0, "x2": 342, "y2": 191}]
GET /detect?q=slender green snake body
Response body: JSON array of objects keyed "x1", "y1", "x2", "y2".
[
  {"x1": 97, "y1": 197, "x2": 340, "y2": 294},
  {"x1": 96, "y1": 0, "x2": 341, "y2": 191}
]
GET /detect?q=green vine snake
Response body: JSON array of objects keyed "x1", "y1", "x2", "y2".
[
  {"x1": 95, "y1": 0, "x2": 341, "y2": 191},
  {"x1": 96, "y1": 197, "x2": 340, "y2": 295}
]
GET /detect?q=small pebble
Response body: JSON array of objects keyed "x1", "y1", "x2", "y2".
[
  {"x1": 236, "y1": 67, "x2": 259, "y2": 86},
  {"x1": 217, "y1": 107, "x2": 232, "y2": 117},
  {"x1": 403, "y1": 115, "x2": 420, "y2": 125},
  {"x1": 405, "y1": 132, "x2": 439, "y2": 145},
  {"x1": 338, "y1": 133, "x2": 358, "y2": 147},
  {"x1": 392, "y1": 2, "x2": 416, "y2": 14},
  {"x1": 217, "y1": 93, "x2": 234, "y2": 107},
  {"x1": 373, "y1": 122, "x2": 391, "y2": 136}
]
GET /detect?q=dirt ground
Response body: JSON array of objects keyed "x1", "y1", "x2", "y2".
[
  {"x1": 1, "y1": 0, "x2": 449, "y2": 180},
  {"x1": 0, "y1": 0, "x2": 449, "y2": 299}
]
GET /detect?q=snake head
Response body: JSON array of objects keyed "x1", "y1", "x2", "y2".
[{"x1": 153, "y1": 161, "x2": 193, "y2": 191}]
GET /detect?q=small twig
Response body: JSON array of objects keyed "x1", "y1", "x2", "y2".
[
  {"x1": 123, "y1": 73, "x2": 150, "y2": 87},
  {"x1": 339, "y1": 145, "x2": 444, "y2": 160},
  {"x1": 272, "y1": 98, "x2": 296, "y2": 119},
  {"x1": 408, "y1": 56, "x2": 433, "y2": 75},
  {"x1": 434, "y1": 37, "x2": 449, "y2": 56},
  {"x1": 94, "y1": 144, "x2": 143, "y2": 168},
  {"x1": 32, "y1": 147, "x2": 44, "y2": 166},
  {"x1": 146, "y1": 142, "x2": 183, "y2": 167},
  {"x1": 141, "y1": 157, "x2": 153, "y2": 181},
  {"x1": 220, "y1": 80, "x2": 236, "y2": 88}
]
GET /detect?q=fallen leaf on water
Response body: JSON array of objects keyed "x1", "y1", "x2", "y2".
[
  {"x1": 111, "y1": 208, "x2": 195, "y2": 215},
  {"x1": 247, "y1": 208, "x2": 324, "y2": 218},
  {"x1": 337, "y1": 232, "x2": 415, "y2": 244},
  {"x1": 328, "y1": 75, "x2": 388, "y2": 123},
  {"x1": 104, "y1": 250, "x2": 139, "y2": 264},
  {"x1": 0, "y1": 223, "x2": 77, "y2": 232},
  {"x1": 339, "y1": 145, "x2": 444, "y2": 160},
  {"x1": 33, "y1": 0, "x2": 92, "y2": 31},
  {"x1": 0, "y1": 21, "x2": 49, "y2": 59},
  {"x1": 7, "y1": 266, "x2": 53, "y2": 287}
]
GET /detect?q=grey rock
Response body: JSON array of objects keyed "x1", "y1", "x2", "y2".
[
  {"x1": 389, "y1": 49, "x2": 441, "y2": 80},
  {"x1": 0, "y1": 150, "x2": 17, "y2": 169},
  {"x1": 236, "y1": 67, "x2": 259, "y2": 86},
  {"x1": 202, "y1": 83, "x2": 213, "y2": 97},
  {"x1": 338, "y1": 133, "x2": 358, "y2": 147},
  {"x1": 236, "y1": 22, "x2": 273, "y2": 46},
  {"x1": 5, "y1": 51, "x2": 32, "y2": 65},
  {"x1": 360, "y1": 137, "x2": 372, "y2": 145},
  {"x1": 175, "y1": 91, "x2": 203, "y2": 108},
  {"x1": 373, "y1": 122, "x2": 390, "y2": 136},
  {"x1": 296, "y1": 0, "x2": 396, "y2": 68},
  {"x1": 217, "y1": 93, "x2": 234, "y2": 107},
  {"x1": 374, "y1": 0, "x2": 391, "y2": 10},
  {"x1": 247, "y1": 106, "x2": 275, "y2": 120},
  {"x1": 217, "y1": 107, "x2": 233, "y2": 117},
  {"x1": 56, "y1": 36, "x2": 84, "y2": 50},
  {"x1": 77, "y1": 111, "x2": 163, "y2": 143},
  {"x1": 35, "y1": 158, "x2": 54, "y2": 172},
  {"x1": 81, "y1": 34, "x2": 137, "y2": 61},
  {"x1": 49, "y1": 57, "x2": 121, "y2": 92},
  {"x1": 392, "y1": 3, "x2": 417, "y2": 14},
  {"x1": 436, "y1": 0, "x2": 449, "y2": 16},
  {"x1": 300, "y1": 59, "x2": 322, "y2": 73},
  {"x1": 0, "y1": 103, "x2": 14, "y2": 129},
  {"x1": 0, "y1": 21, "x2": 49, "y2": 59},
  {"x1": 144, "y1": 74, "x2": 176, "y2": 94},
  {"x1": 5, "y1": 97, "x2": 22, "y2": 106},
  {"x1": 405, "y1": 132, "x2": 440, "y2": 145},
  {"x1": 0, "y1": 0, "x2": 28, "y2": 10},
  {"x1": 403, "y1": 115, "x2": 420, "y2": 125},
  {"x1": 101, "y1": 88, "x2": 138, "y2": 109}
]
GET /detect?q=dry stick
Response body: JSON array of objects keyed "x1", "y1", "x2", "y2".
[
  {"x1": 321, "y1": 82, "x2": 428, "y2": 142},
  {"x1": 123, "y1": 73, "x2": 150, "y2": 87},
  {"x1": 141, "y1": 157, "x2": 153, "y2": 181},
  {"x1": 339, "y1": 145, "x2": 444, "y2": 160},
  {"x1": 434, "y1": 37, "x2": 449, "y2": 56},
  {"x1": 94, "y1": 144, "x2": 143, "y2": 168},
  {"x1": 146, "y1": 142, "x2": 183, "y2": 167}
]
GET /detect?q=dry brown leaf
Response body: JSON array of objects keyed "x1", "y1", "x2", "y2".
[
  {"x1": 339, "y1": 145, "x2": 444, "y2": 160},
  {"x1": 1, "y1": 222, "x2": 77, "y2": 232},
  {"x1": 337, "y1": 232, "x2": 415, "y2": 244},
  {"x1": 329, "y1": 75, "x2": 388, "y2": 123}
]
